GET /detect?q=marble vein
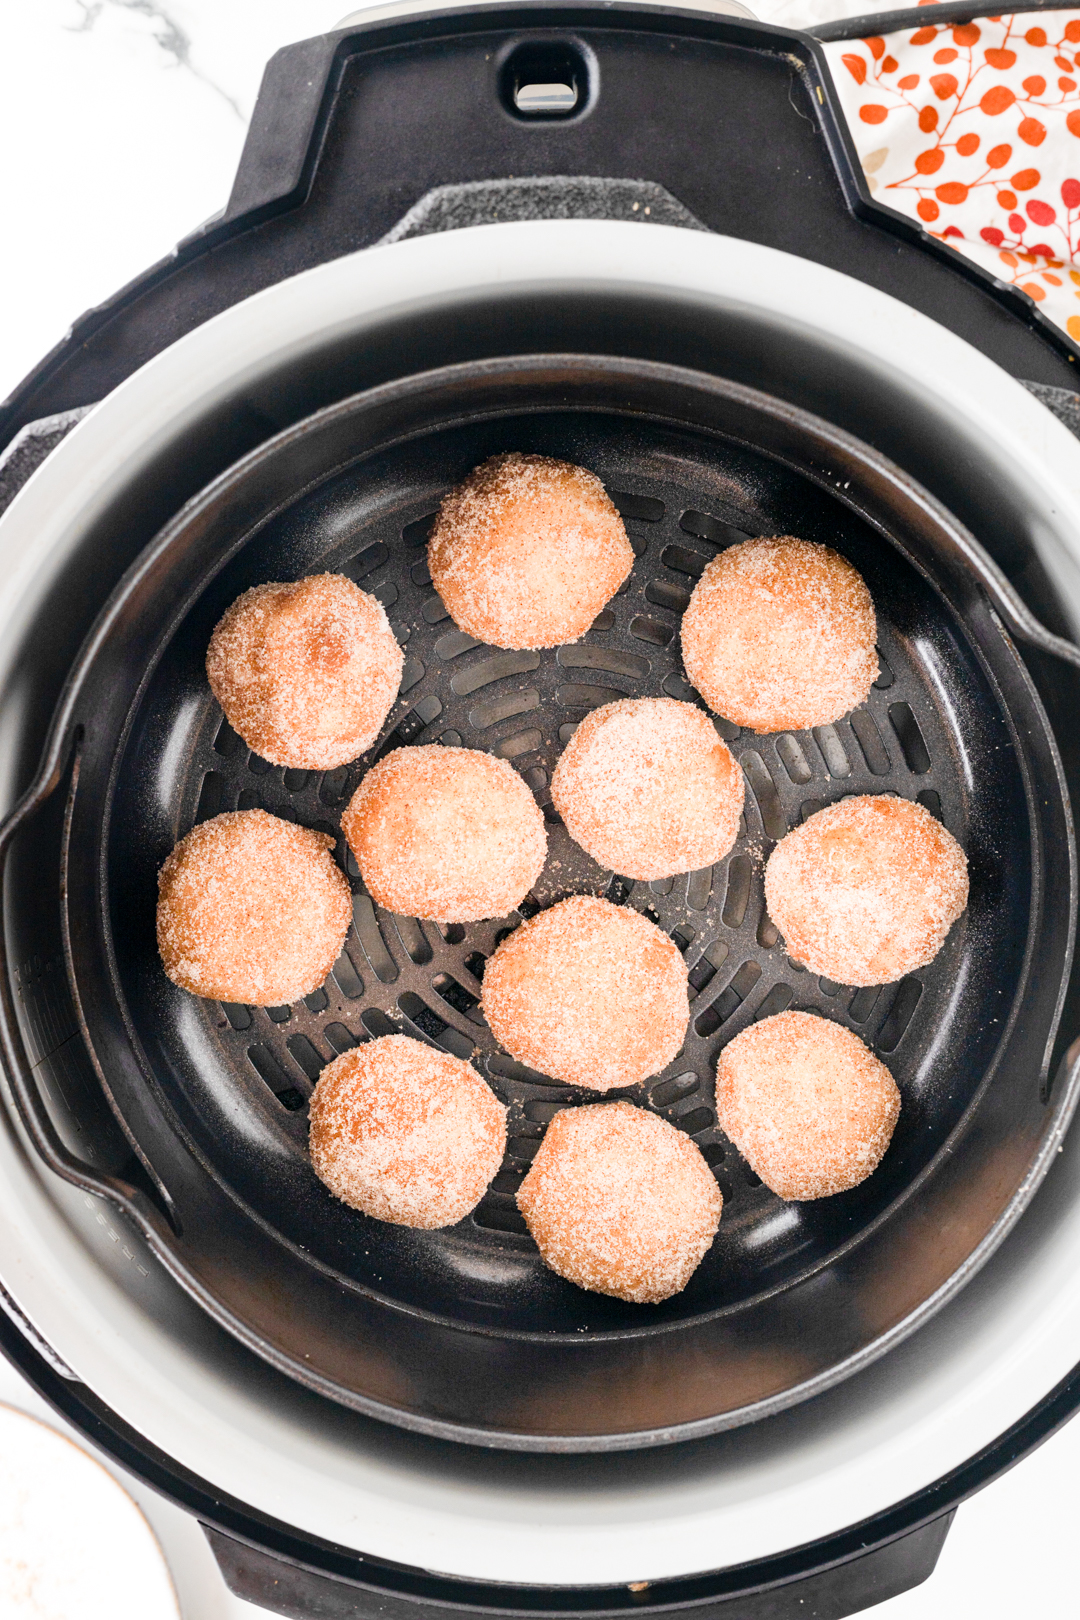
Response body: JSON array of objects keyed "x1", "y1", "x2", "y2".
[{"x1": 69, "y1": 0, "x2": 243, "y2": 119}]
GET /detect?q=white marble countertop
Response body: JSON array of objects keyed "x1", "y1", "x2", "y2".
[
  {"x1": 1, "y1": 4, "x2": 1080, "y2": 1617},
  {"x1": 0, "y1": 0, "x2": 348, "y2": 405}
]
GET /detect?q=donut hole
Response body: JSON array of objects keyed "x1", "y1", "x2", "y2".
[
  {"x1": 764, "y1": 795, "x2": 969, "y2": 986},
  {"x1": 716, "y1": 1011, "x2": 901, "y2": 1201},
  {"x1": 342, "y1": 745, "x2": 547, "y2": 923},
  {"x1": 551, "y1": 697, "x2": 744, "y2": 880},
  {"x1": 681, "y1": 537, "x2": 878, "y2": 734},
  {"x1": 480, "y1": 894, "x2": 689, "y2": 1091},
  {"x1": 427, "y1": 453, "x2": 634, "y2": 650},
  {"x1": 206, "y1": 573, "x2": 403, "y2": 770},
  {"x1": 156, "y1": 808, "x2": 352, "y2": 1006},
  {"x1": 517, "y1": 1101, "x2": 722, "y2": 1302},
  {"x1": 308, "y1": 1035, "x2": 507, "y2": 1228}
]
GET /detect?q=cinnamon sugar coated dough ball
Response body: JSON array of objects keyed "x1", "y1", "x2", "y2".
[
  {"x1": 206, "y1": 573, "x2": 403, "y2": 770},
  {"x1": 157, "y1": 809, "x2": 351, "y2": 1005},
  {"x1": 764, "y1": 795, "x2": 968, "y2": 987},
  {"x1": 480, "y1": 895, "x2": 689, "y2": 1091},
  {"x1": 551, "y1": 697, "x2": 744, "y2": 880},
  {"x1": 308, "y1": 1036, "x2": 507, "y2": 1228},
  {"x1": 427, "y1": 453, "x2": 634, "y2": 650},
  {"x1": 681, "y1": 538, "x2": 878, "y2": 733},
  {"x1": 342, "y1": 746, "x2": 547, "y2": 922},
  {"x1": 517, "y1": 1101, "x2": 722, "y2": 1302},
  {"x1": 715, "y1": 1012, "x2": 900, "y2": 1200}
]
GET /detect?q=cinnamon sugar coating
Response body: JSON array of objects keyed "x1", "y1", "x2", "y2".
[
  {"x1": 517, "y1": 1101, "x2": 722, "y2": 1302},
  {"x1": 427, "y1": 453, "x2": 634, "y2": 651},
  {"x1": 764, "y1": 794, "x2": 968, "y2": 986},
  {"x1": 681, "y1": 537, "x2": 878, "y2": 733},
  {"x1": 480, "y1": 895, "x2": 689, "y2": 1091},
  {"x1": 715, "y1": 1011, "x2": 900, "y2": 1200},
  {"x1": 156, "y1": 808, "x2": 351, "y2": 1006},
  {"x1": 551, "y1": 697, "x2": 744, "y2": 880},
  {"x1": 342, "y1": 745, "x2": 547, "y2": 923},
  {"x1": 206, "y1": 573, "x2": 403, "y2": 770},
  {"x1": 308, "y1": 1036, "x2": 507, "y2": 1228}
]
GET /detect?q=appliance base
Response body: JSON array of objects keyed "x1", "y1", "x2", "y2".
[{"x1": 204, "y1": 1515, "x2": 956, "y2": 1620}]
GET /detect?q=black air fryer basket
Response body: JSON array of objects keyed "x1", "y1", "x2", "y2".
[{"x1": 5, "y1": 4, "x2": 1080, "y2": 1616}]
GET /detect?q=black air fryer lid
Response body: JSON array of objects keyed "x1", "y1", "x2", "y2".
[{"x1": 4, "y1": 0, "x2": 1080, "y2": 457}]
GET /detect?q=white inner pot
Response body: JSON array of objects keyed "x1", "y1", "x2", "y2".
[{"x1": 2, "y1": 221, "x2": 1080, "y2": 1585}]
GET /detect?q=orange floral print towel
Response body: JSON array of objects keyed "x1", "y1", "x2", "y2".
[{"x1": 824, "y1": 11, "x2": 1080, "y2": 340}]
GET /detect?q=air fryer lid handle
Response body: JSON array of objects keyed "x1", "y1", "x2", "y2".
[{"x1": 0, "y1": 728, "x2": 178, "y2": 1237}]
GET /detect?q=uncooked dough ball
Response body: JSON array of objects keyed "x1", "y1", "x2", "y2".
[
  {"x1": 517, "y1": 1101, "x2": 722, "y2": 1302},
  {"x1": 341, "y1": 745, "x2": 547, "y2": 922},
  {"x1": 206, "y1": 573, "x2": 403, "y2": 770},
  {"x1": 681, "y1": 537, "x2": 878, "y2": 733},
  {"x1": 308, "y1": 1035, "x2": 507, "y2": 1228},
  {"x1": 480, "y1": 894, "x2": 689, "y2": 1091},
  {"x1": 764, "y1": 794, "x2": 968, "y2": 986},
  {"x1": 550, "y1": 697, "x2": 743, "y2": 880},
  {"x1": 427, "y1": 453, "x2": 634, "y2": 650},
  {"x1": 157, "y1": 808, "x2": 351, "y2": 1005},
  {"x1": 715, "y1": 1011, "x2": 900, "y2": 1200}
]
